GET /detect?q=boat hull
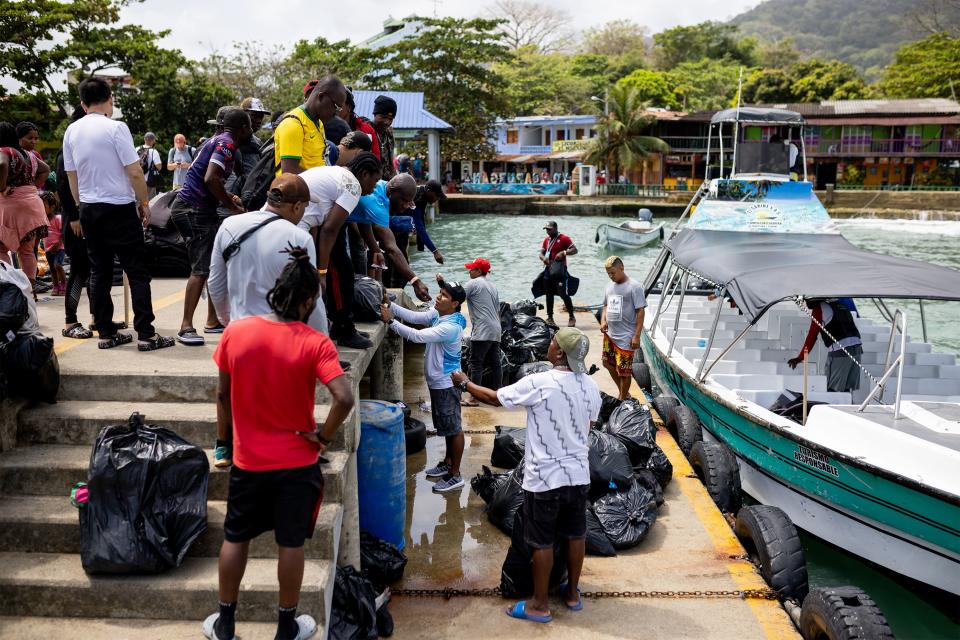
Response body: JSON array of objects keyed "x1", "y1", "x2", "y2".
[
  {"x1": 597, "y1": 223, "x2": 664, "y2": 250},
  {"x1": 642, "y1": 332, "x2": 960, "y2": 596}
]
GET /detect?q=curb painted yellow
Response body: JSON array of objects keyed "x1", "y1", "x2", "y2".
[{"x1": 54, "y1": 288, "x2": 186, "y2": 356}]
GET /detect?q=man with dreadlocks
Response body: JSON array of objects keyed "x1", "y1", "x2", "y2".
[{"x1": 206, "y1": 244, "x2": 353, "y2": 640}]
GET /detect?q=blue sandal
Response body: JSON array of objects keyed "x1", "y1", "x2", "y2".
[
  {"x1": 560, "y1": 582, "x2": 583, "y2": 611},
  {"x1": 505, "y1": 601, "x2": 552, "y2": 623}
]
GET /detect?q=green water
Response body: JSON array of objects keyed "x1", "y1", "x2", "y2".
[{"x1": 408, "y1": 213, "x2": 960, "y2": 638}]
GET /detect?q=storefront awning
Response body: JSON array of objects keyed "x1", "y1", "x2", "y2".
[
  {"x1": 545, "y1": 150, "x2": 585, "y2": 160},
  {"x1": 809, "y1": 116, "x2": 960, "y2": 126}
]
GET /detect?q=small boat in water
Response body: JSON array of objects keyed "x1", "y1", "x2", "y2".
[
  {"x1": 642, "y1": 106, "x2": 960, "y2": 597},
  {"x1": 596, "y1": 209, "x2": 665, "y2": 250}
]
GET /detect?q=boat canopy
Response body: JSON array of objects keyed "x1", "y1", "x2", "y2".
[
  {"x1": 664, "y1": 229, "x2": 960, "y2": 322},
  {"x1": 710, "y1": 107, "x2": 804, "y2": 125}
]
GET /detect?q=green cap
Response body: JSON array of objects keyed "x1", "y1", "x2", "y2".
[{"x1": 555, "y1": 327, "x2": 589, "y2": 374}]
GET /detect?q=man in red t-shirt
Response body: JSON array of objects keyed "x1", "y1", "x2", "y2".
[
  {"x1": 204, "y1": 247, "x2": 354, "y2": 640},
  {"x1": 539, "y1": 221, "x2": 579, "y2": 327}
]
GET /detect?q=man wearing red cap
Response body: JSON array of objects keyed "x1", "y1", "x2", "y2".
[{"x1": 438, "y1": 257, "x2": 501, "y2": 406}]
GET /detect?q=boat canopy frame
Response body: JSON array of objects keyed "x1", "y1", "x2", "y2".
[{"x1": 706, "y1": 107, "x2": 808, "y2": 182}]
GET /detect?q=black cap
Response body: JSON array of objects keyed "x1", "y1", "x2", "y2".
[
  {"x1": 425, "y1": 179, "x2": 447, "y2": 201},
  {"x1": 440, "y1": 280, "x2": 466, "y2": 305},
  {"x1": 543, "y1": 220, "x2": 558, "y2": 230},
  {"x1": 373, "y1": 95, "x2": 397, "y2": 116}
]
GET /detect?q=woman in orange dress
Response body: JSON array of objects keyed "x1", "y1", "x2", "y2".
[{"x1": 0, "y1": 122, "x2": 50, "y2": 291}]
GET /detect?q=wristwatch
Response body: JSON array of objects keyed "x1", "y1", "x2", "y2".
[
  {"x1": 314, "y1": 431, "x2": 331, "y2": 446},
  {"x1": 456, "y1": 378, "x2": 469, "y2": 391}
]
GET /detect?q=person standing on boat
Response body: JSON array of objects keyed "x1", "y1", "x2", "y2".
[
  {"x1": 788, "y1": 299, "x2": 863, "y2": 393},
  {"x1": 600, "y1": 256, "x2": 647, "y2": 400},
  {"x1": 451, "y1": 328, "x2": 600, "y2": 623},
  {"x1": 539, "y1": 220, "x2": 578, "y2": 327}
]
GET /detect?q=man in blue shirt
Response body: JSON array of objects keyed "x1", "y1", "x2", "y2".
[{"x1": 412, "y1": 179, "x2": 445, "y2": 265}]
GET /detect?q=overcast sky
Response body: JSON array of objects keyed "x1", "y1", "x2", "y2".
[{"x1": 121, "y1": 0, "x2": 763, "y2": 61}]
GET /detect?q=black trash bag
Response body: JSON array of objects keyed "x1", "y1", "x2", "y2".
[
  {"x1": 329, "y1": 565, "x2": 379, "y2": 640},
  {"x1": 499, "y1": 506, "x2": 568, "y2": 599},
  {"x1": 487, "y1": 464, "x2": 525, "y2": 535},
  {"x1": 588, "y1": 430, "x2": 634, "y2": 495},
  {"x1": 360, "y1": 531, "x2": 408, "y2": 585},
  {"x1": 499, "y1": 302, "x2": 515, "y2": 334},
  {"x1": 604, "y1": 399, "x2": 656, "y2": 465},
  {"x1": 376, "y1": 606, "x2": 394, "y2": 638},
  {"x1": 491, "y1": 426, "x2": 526, "y2": 469},
  {"x1": 633, "y1": 468, "x2": 664, "y2": 506},
  {"x1": 644, "y1": 444, "x2": 673, "y2": 489},
  {"x1": 598, "y1": 392, "x2": 623, "y2": 427},
  {"x1": 499, "y1": 348, "x2": 523, "y2": 385},
  {"x1": 518, "y1": 361, "x2": 552, "y2": 379},
  {"x1": 471, "y1": 465, "x2": 509, "y2": 504},
  {"x1": 511, "y1": 316, "x2": 552, "y2": 359},
  {"x1": 510, "y1": 300, "x2": 538, "y2": 316},
  {"x1": 1, "y1": 333, "x2": 59, "y2": 403},
  {"x1": 460, "y1": 336, "x2": 471, "y2": 373},
  {"x1": 0, "y1": 281, "x2": 28, "y2": 341},
  {"x1": 80, "y1": 413, "x2": 209, "y2": 574},
  {"x1": 353, "y1": 276, "x2": 386, "y2": 322},
  {"x1": 585, "y1": 506, "x2": 617, "y2": 557},
  {"x1": 768, "y1": 389, "x2": 828, "y2": 423},
  {"x1": 592, "y1": 479, "x2": 658, "y2": 550},
  {"x1": 512, "y1": 313, "x2": 538, "y2": 329}
]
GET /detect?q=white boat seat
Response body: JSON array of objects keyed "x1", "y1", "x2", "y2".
[{"x1": 713, "y1": 374, "x2": 828, "y2": 393}]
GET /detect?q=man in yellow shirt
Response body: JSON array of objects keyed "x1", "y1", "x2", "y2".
[{"x1": 275, "y1": 76, "x2": 347, "y2": 176}]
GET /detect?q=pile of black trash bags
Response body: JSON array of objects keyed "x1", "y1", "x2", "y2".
[
  {"x1": 461, "y1": 300, "x2": 556, "y2": 386},
  {"x1": 0, "y1": 265, "x2": 59, "y2": 403},
  {"x1": 329, "y1": 531, "x2": 407, "y2": 639},
  {"x1": 471, "y1": 394, "x2": 672, "y2": 597}
]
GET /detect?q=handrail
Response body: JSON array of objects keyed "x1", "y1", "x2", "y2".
[
  {"x1": 857, "y1": 308, "x2": 907, "y2": 419},
  {"x1": 696, "y1": 290, "x2": 727, "y2": 381},
  {"x1": 668, "y1": 273, "x2": 690, "y2": 356}
]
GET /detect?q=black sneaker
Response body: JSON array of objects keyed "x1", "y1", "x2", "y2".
[{"x1": 337, "y1": 331, "x2": 373, "y2": 350}]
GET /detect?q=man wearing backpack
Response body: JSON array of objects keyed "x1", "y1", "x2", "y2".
[{"x1": 137, "y1": 132, "x2": 163, "y2": 198}]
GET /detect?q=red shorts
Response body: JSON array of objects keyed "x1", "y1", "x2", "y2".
[{"x1": 602, "y1": 335, "x2": 634, "y2": 377}]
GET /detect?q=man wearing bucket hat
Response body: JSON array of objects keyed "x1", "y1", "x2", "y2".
[
  {"x1": 452, "y1": 327, "x2": 601, "y2": 622},
  {"x1": 372, "y1": 95, "x2": 397, "y2": 180}
]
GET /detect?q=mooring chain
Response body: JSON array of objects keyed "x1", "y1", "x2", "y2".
[
  {"x1": 793, "y1": 296, "x2": 882, "y2": 389},
  {"x1": 391, "y1": 587, "x2": 781, "y2": 601}
]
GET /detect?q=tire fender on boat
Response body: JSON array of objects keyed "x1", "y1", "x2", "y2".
[
  {"x1": 651, "y1": 395, "x2": 681, "y2": 427},
  {"x1": 671, "y1": 405, "x2": 702, "y2": 456},
  {"x1": 631, "y1": 361, "x2": 652, "y2": 392},
  {"x1": 799, "y1": 586, "x2": 894, "y2": 640},
  {"x1": 688, "y1": 441, "x2": 742, "y2": 513},
  {"x1": 405, "y1": 417, "x2": 427, "y2": 455},
  {"x1": 734, "y1": 505, "x2": 809, "y2": 601}
]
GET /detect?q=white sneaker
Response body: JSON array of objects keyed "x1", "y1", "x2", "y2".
[
  {"x1": 202, "y1": 613, "x2": 236, "y2": 640},
  {"x1": 292, "y1": 614, "x2": 318, "y2": 640}
]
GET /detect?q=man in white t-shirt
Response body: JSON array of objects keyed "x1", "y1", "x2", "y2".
[
  {"x1": 452, "y1": 327, "x2": 600, "y2": 623},
  {"x1": 137, "y1": 132, "x2": 163, "y2": 198},
  {"x1": 62, "y1": 77, "x2": 174, "y2": 352},
  {"x1": 298, "y1": 153, "x2": 381, "y2": 349}
]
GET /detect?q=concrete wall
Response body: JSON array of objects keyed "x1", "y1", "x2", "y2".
[{"x1": 816, "y1": 189, "x2": 960, "y2": 212}]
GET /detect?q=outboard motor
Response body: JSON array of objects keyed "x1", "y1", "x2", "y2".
[{"x1": 637, "y1": 208, "x2": 653, "y2": 222}]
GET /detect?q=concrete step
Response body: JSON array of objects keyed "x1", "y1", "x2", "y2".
[
  {"x1": 0, "y1": 445, "x2": 348, "y2": 503},
  {"x1": 0, "y1": 495, "x2": 342, "y2": 560},
  {"x1": 17, "y1": 401, "x2": 357, "y2": 453},
  {"x1": 0, "y1": 616, "x2": 285, "y2": 640},
  {"x1": 0, "y1": 552, "x2": 333, "y2": 624}
]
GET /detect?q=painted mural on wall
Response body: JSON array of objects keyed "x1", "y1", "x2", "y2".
[{"x1": 462, "y1": 183, "x2": 568, "y2": 195}]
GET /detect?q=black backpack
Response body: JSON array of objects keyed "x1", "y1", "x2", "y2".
[
  {"x1": 241, "y1": 114, "x2": 302, "y2": 212},
  {"x1": 138, "y1": 146, "x2": 162, "y2": 188}
]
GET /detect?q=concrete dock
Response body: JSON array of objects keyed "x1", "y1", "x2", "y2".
[{"x1": 0, "y1": 280, "x2": 797, "y2": 639}]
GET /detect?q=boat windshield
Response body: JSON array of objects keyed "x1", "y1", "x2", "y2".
[
  {"x1": 735, "y1": 141, "x2": 791, "y2": 176},
  {"x1": 690, "y1": 180, "x2": 835, "y2": 234}
]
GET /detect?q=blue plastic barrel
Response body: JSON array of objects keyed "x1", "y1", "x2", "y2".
[{"x1": 357, "y1": 400, "x2": 407, "y2": 550}]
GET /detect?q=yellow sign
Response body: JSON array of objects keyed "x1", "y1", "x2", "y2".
[{"x1": 552, "y1": 139, "x2": 591, "y2": 152}]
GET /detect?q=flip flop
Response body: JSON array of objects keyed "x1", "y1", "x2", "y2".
[
  {"x1": 560, "y1": 582, "x2": 583, "y2": 611},
  {"x1": 176, "y1": 329, "x2": 205, "y2": 346},
  {"x1": 505, "y1": 601, "x2": 552, "y2": 624},
  {"x1": 203, "y1": 324, "x2": 225, "y2": 334}
]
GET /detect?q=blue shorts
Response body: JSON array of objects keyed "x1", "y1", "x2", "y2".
[{"x1": 46, "y1": 249, "x2": 66, "y2": 266}]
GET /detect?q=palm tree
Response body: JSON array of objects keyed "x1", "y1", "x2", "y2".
[{"x1": 585, "y1": 84, "x2": 670, "y2": 187}]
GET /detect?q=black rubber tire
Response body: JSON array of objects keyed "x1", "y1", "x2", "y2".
[
  {"x1": 651, "y1": 396, "x2": 681, "y2": 427},
  {"x1": 799, "y1": 586, "x2": 894, "y2": 640},
  {"x1": 404, "y1": 417, "x2": 427, "y2": 455},
  {"x1": 388, "y1": 400, "x2": 411, "y2": 421},
  {"x1": 671, "y1": 406, "x2": 702, "y2": 456},
  {"x1": 734, "y1": 505, "x2": 809, "y2": 601},
  {"x1": 688, "y1": 441, "x2": 742, "y2": 513},
  {"x1": 631, "y1": 361, "x2": 652, "y2": 392}
]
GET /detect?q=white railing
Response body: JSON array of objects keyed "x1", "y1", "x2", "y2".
[{"x1": 858, "y1": 309, "x2": 907, "y2": 419}]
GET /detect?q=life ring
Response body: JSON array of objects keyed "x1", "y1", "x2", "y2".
[
  {"x1": 688, "y1": 441, "x2": 742, "y2": 513},
  {"x1": 734, "y1": 505, "x2": 809, "y2": 601},
  {"x1": 671, "y1": 405, "x2": 702, "y2": 456},
  {"x1": 651, "y1": 395, "x2": 681, "y2": 427},
  {"x1": 799, "y1": 586, "x2": 893, "y2": 640},
  {"x1": 404, "y1": 417, "x2": 427, "y2": 455},
  {"x1": 631, "y1": 361, "x2": 652, "y2": 392}
]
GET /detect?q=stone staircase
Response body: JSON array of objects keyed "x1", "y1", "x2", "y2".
[{"x1": 0, "y1": 320, "x2": 397, "y2": 638}]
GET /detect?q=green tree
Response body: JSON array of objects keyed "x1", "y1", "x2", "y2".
[
  {"x1": 495, "y1": 47, "x2": 592, "y2": 116},
  {"x1": 0, "y1": 88, "x2": 59, "y2": 142},
  {"x1": 880, "y1": 33, "x2": 960, "y2": 98},
  {"x1": 582, "y1": 19, "x2": 648, "y2": 58},
  {"x1": 741, "y1": 68, "x2": 796, "y2": 104},
  {"x1": 369, "y1": 16, "x2": 510, "y2": 160},
  {"x1": 615, "y1": 69, "x2": 678, "y2": 109},
  {"x1": 585, "y1": 84, "x2": 670, "y2": 180},
  {"x1": 653, "y1": 22, "x2": 757, "y2": 70},
  {"x1": 757, "y1": 38, "x2": 802, "y2": 70},
  {"x1": 666, "y1": 58, "x2": 743, "y2": 111},
  {"x1": 789, "y1": 58, "x2": 868, "y2": 101},
  {"x1": 287, "y1": 37, "x2": 378, "y2": 88}
]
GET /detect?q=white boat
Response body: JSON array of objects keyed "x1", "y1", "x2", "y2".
[{"x1": 596, "y1": 209, "x2": 664, "y2": 249}]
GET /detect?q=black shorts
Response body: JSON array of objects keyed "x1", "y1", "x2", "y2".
[
  {"x1": 170, "y1": 198, "x2": 220, "y2": 276},
  {"x1": 522, "y1": 485, "x2": 589, "y2": 549},
  {"x1": 223, "y1": 463, "x2": 324, "y2": 548},
  {"x1": 429, "y1": 386, "x2": 462, "y2": 437}
]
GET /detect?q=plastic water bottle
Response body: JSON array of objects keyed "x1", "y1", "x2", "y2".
[{"x1": 697, "y1": 339, "x2": 707, "y2": 348}]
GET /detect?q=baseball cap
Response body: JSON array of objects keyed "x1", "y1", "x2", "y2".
[
  {"x1": 464, "y1": 257, "x2": 491, "y2": 274},
  {"x1": 555, "y1": 327, "x2": 590, "y2": 374},
  {"x1": 303, "y1": 80, "x2": 318, "y2": 98},
  {"x1": 439, "y1": 280, "x2": 467, "y2": 305},
  {"x1": 543, "y1": 220, "x2": 558, "y2": 230},
  {"x1": 266, "y1": 174, "x2": 320, "y2": 205},
  {"x1": 425, "y1": 178, "x2": 447, "y2": 201},
  {"x1": 241, "y1": 97, "x2": 271, "y2": 114},
  {"x1": 206, "y1": 106, "x2": 228, "y2": 125}
]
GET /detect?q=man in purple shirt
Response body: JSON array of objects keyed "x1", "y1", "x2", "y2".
[{"x1": 171, "y1": 106, "x2": 253, "y2": 346}]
